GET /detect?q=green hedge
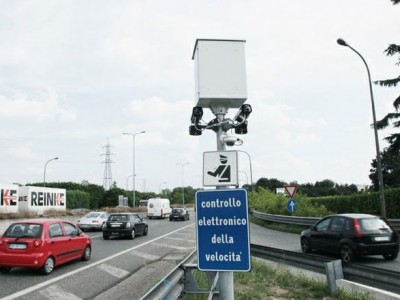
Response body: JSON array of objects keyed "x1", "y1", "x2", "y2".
[
  {"x1": 249, "y1": 188, "x2": 331, "y2": 217},
  {"x1": 307, "y1": 187, "x2": 400, "y2": 218},
  {"x1": 66, "y1": 190, "x2": 90, "y2": 209}
]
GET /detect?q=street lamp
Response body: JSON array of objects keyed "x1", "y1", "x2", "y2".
[
  {"x1": 337, "y1": 38, "x2": 386, "y2": 218},
  {"x1": 126, "y1": 174, "x2": 134, "y2": 190},
  {"x1": 43, "y1": 157, "x2": 58, "y2": 187},
  {"x1": 176, "y1": 163, "x2": 189, "y2": 206},
  {"x1": 237, "y1": 150, "x2": 254, "y2": 191},
  {"x1": 239, "y1": 171, "x2": 249, "y2": 186},
  {"x1": 123, "y1": 131, "x2": 145, "y2": 208},
  {"x1": 159, "y1": 181, "x2": 167, "y2": 194}
]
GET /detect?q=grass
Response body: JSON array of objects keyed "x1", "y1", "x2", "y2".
[{"x1": 185, "y1": 259, "x2": 373, "y2": 300}]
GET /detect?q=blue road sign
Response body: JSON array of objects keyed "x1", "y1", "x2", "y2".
[
  {"x1": 286, "y1": 199, "x2": 298, "y2": 213},
  {"x1": 195, "y1": 188, "x2": 250, "y2": 272}
]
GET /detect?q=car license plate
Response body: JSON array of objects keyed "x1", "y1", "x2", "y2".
[
  {"x1": 9, "y1": 243, "x2": 27, "y2": 250},
  {"x1": 111, "y1": 224, "x2": 120, "y2": 227},
  {"x1": 374, "y1": 236, "x2": 390, "y2": 242}
]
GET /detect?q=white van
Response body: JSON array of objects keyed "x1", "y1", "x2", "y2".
[{"x1": 147, "y1": 198, "x2": 172, "y2": 219}]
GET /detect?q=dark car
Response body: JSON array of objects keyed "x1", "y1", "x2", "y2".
[
  {"x1": 102, "y1": 213, "x2": 148, "y2": 240},
  {"x1": 169, "y1": 208, "x2": 190, "y2": 221},
  {"x1": 0, "y1": 219, "x2": 91, "y2": 275},
  {"x1": 300, "y1": 213, "x2": 399, "y2": 262}
]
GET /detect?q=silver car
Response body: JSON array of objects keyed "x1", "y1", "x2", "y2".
[{"x1": 77, "y1": 211, "x2": 109, "y2": 231}]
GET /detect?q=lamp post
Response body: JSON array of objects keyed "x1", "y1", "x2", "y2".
[
  {"x1": 176, "y1": 163, "x2": 189, "y2": 206},
  {"x1": 239, "y1": 171, "x2": 249, "y2": 186},
  {"x1": 159, "y1": 181, "x2": 167, "y2": 195},
  {"x1": 43, "y1": 157, "x2": 58, "y2": 187},
  {"x1": 237, "y1": 150, "x2": 254, "y2": 191},
  {"x1": 123, "y1": 131, "x2": 145, "y2": 208},
  {"x1": 126, "y1": 174, "x2": 134, "y2": 190},
  {"x1": 337, "y1": 38, "x2": 386, "y2": 218}
]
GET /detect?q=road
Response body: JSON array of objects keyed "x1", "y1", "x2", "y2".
[
  {"x1": 0, "y1": 213, "x2": 399, "y2": 299},
  {"x1": 0, "y1": 216, "x2": 196, "y2": 300}
]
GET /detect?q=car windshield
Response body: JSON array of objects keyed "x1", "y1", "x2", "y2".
[
  {"x1": 360, "y1": 218, "x2": 393, "y2": 233},
  {"x1": 85, "y1": 212, "x2": 100, "y2": 218},
  {"x1": 5, "y1": 223, "x2": 43, "y2": 238},
  {"x1": 109, "y1": 215, "x2": 128, "y2": 222},
  {"x1": 173, "y1": 209, "x2": 183, "y2": 213}
]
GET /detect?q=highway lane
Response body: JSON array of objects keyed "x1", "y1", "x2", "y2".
[
  {"x1": 0, "y1": 214, "x2": 399, "y2": 299},
  {"x1": 249, "y1": 221, "x2": 400, "y2": 272},
  {"x1": 0, "y1": 215, "x2": 197, "y2": 300}
]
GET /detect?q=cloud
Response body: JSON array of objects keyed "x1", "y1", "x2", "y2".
[
  {"x1": 0, "y1": 89, "x2": 76, "y2": 122},
  {"x1": 4, "y1": 145, "x2": 39, "y2": 161}
]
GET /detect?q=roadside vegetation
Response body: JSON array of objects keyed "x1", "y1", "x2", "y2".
[{"x1": 185, "y1": 259, "x2": 373, "y2": 300}]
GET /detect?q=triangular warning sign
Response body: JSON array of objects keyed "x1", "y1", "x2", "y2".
[{"x1": 284, "y1": 185, "x2": 298, "y2": 198}]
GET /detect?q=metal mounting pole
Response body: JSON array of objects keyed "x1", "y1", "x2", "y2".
[{"x1": 214, "y1": 110, "x2": 234, "y2": 300}]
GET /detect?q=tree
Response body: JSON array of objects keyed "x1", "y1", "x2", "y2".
[
  {"x1": 374, "y1": 43, "x2": 400, "y2": 152},
  {"x1": 103, "y1": 187, "x2": 129, "y2": 207},
  {"x1": 372, "y1": 4, "x2": 400, "y2": 188},
  {"x1": 255, "y1": 178, "x2": 286, "y2": 192},
  {"x1": 369, "y1": 147, "x2": 400, "y2": 189}
]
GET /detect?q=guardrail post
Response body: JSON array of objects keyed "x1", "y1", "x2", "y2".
[
  {"x1": 182, "y1": 263, "x2": 219, "y2": 298},
  {"x1": 325, "y1": 260, "x2": 343, "y2": 296}
]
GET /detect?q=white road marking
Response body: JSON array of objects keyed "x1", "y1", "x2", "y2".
[
  {"x1": 97, "y1": 264, "x2": 129, "y2": 279},
  {"x1": 152, "y1": 242, "x2": 194, "y2": 251},
  {"x1": 164, "y1": 236, "x2": 196, "y2": 243},
  {"x1": 90, "y1": 234, "x2": 103, "y2": 238},
  {"x1": 39, "y1": 285, "x2": 81, "y2": 300},
  {"x1": 2, "y1": 223, "x2": 194, "y2": 300},
  {"x1": 131, "y1": 251, "x2": 160, "y2": 261}
]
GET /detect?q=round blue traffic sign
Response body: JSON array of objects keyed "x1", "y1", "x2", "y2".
[{"x1": 286, "y1": 199, "x2": 298, "y2": 213}]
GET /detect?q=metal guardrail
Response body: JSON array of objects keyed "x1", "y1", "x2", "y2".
[
  {"x1": 250, "y1": 243, "x2": 400, "y2": 295},
  {"x1": 252, "y1": 210, "x2": 400, "y2": 230},
  {"x1": 140, "y1": 250, "x2": 197, "y2": 300},
  {"x1": 142, "y1": 212, "x2": 400, "y2": 299},
  {"x1": 144, "y1": 244, "x2": 400, "y2": 299}
]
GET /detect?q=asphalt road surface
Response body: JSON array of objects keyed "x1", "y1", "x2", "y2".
[{"x1": 0, "y1": 213, "x2": 399, "y2": 299}]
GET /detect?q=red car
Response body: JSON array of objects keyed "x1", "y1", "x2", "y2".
[{"x1": 0, "y1": 219, "x2": 92, "y2": 275}]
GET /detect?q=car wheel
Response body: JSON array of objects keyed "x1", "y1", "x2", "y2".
[
  {"x1": 301, "y1": 238, "x2": 311, "y2": 253},
  {"x1": 169, "y1": 218, "x2": 172, "y2": 221},
  {"x1": 0, "y1": 267, "x2": 11, "y2": 273},
  {"x1": 340, "y1": 244, "x2": 354, "y2": 263},
  {"x1": 383, "y1": 252, "x2": 398, "y2": 260},
  {"x1": 129, "y1": 229, "x2": 135, "y2": 240},
  {"x1": 103, "y1": 233, "x2": 110, "y2": 240},
  {"x1": 41, "y1": 256, "x2": 55, "y2": 275},
  {"x1": 143, "y1": 226, "x2": 148, "y2": 236},
  {"x1": 82, "y1": 246, "x2": 91, "y2": 261}
]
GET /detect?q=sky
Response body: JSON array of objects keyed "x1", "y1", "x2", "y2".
[{"x1": 0, "y1": 0, "x2": 399, "y2": 193}]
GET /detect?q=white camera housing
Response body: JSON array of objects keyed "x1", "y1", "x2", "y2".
[{"x1": 220, "y1": 135, "x2": 242, "y2": 147}]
